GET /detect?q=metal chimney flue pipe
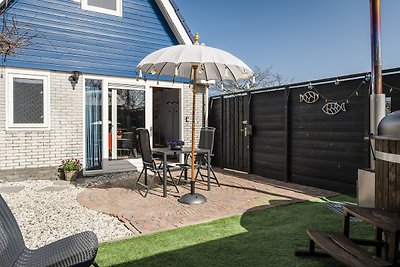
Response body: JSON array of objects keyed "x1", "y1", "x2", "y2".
[
  {"x1": 370, "y1": 0, "x2": 382, "y2": 95},
  {"x1": 369, "y1": 0, "x2": 385, "y2": 169}
]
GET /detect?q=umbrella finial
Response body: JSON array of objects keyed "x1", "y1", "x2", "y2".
[{"x1": 194, "y1": 33, "x2": 199, "y2": 44}]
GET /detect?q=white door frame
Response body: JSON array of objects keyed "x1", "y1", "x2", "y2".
[
  {"x1": 108, "y1": 85, "x2": 148, "y2": 160},
  {"x1": 145, "y1": 83, "x2": 153, "y2": 147},
  {"x1": 150, "y1": 84, "x2": 184, "y2": 147},
  {"x1": 110, "y1": 89, "x2": 117, "y2": 159},
  {"x1": 83, "y1": 75, "x2": 185, "y2": 173}
]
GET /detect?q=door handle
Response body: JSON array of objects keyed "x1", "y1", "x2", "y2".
[{"x1": 241, "y1": 128, "x2": 248, "y2": 137}]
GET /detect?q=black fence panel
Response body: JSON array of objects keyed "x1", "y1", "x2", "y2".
[
  {"x1": 209, "y1": 69, "x2": 400, "y2": 194},
  {"x1": 289, "y1": 79, "x2": 369, "y2": 193},
  {"x1": 224, "y1": 95, "x2": 249, "y2": 171},
  {"x1": 251, "y1": 90, "x2": 286, "y2": 181},
  {"x1": 209, "y1": 95, "x2": 249, "y2": 172},
  {"x1": 209, "y1": 97, "x2": 223, "y2": 167},
  {"x1": 383, "y1": 73, "x2": 400, "y2": 112}
]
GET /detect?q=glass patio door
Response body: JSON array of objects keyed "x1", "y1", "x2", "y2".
[{"x1": 108, "y1": 88, "x2": 145, "y2": 160}]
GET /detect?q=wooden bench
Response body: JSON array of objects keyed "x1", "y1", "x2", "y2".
[
  {"x1": 344, "y1": 205, "x2": 400, "y2": 234},
  {"x1": 296, "y1": 204, "x2": 400, "y2": 266},
  {"x1": 343, "y1": 205, "x2": 400, "y2": 264},
  {"x1": 299, "y1": 229, "x2": 392, "y2": 267}
]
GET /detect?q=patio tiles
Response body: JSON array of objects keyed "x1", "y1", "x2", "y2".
[{"x1": 77, "y1": 168, "x2": 338, "y2": 236}]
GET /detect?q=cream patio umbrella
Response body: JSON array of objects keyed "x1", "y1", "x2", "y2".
[{"x1": 137, "y1": 33, "x2": 253, "y2": 204}]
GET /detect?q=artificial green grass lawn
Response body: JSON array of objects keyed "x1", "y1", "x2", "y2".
[{"x1": 97, "y1": 196, "x2": 373, "y2": 267}]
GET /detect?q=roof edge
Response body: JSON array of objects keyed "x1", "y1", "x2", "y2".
[{"x1": 155, "y1": 0, "x2": 193, "y2": 45}]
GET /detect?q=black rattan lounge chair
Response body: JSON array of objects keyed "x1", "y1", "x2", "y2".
[
  {"x1": 136, "y1": 128, "x2": 180, "y2": 197},
  {"x1": 0, "y1": 194, "x2": 99, "y2": 267}
]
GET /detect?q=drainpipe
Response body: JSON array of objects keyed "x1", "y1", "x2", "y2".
[{"x1": 369, "y1": 0, "x2": 385, "y2": 169}]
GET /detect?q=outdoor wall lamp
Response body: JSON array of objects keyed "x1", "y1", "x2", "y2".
[
  {"x1": 71, "y1": 71, "x2": 81, "y2": 83},
  {"x1": 69, "y1": 71, "x2": 81, "y2": 90}
]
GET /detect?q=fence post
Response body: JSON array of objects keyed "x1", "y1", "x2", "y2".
[
  {"x1": 284, "y1": 86, "x2": 291, "y2": 182},
  {"x1": 247, "y1": 92, "x2": 252, "y2": 174},
  {"x1": 220, "y1": 95, "x2": 224, "y2": 169}
]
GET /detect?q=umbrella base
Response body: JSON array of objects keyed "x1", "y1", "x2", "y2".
[{"x1": 179, "y1": 193, "x2": 207, "y2": 205}]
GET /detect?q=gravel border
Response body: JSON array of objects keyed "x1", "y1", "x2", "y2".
[{"x1": 0, "y1": 173, "x2": 135, "y2": 249}]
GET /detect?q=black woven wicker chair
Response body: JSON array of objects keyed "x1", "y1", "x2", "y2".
[
  {"x1": 0, "y1": 194, "x2": 99, "y2": 267},
  {"x1": 135, "y1": 128, "x2": 180, "y2": 197}
]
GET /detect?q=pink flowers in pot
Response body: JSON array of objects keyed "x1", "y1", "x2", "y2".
[
  {"x1": 61, "y1": 159, "x2": 82, "y2": 172},
  {"x1": 167, "y1": 140, "x2": 185, "y2": 146}
]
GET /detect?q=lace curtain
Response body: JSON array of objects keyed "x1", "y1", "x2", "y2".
[{"x1": 85, "y1": 79, "x2": 102, "y2": 170}]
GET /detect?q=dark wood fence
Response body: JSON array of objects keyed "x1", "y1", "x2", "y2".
[{"x1": 209, "y1": 68, "x2": 400, "y2": 193}]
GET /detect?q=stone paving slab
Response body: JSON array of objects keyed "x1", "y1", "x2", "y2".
[
  {"x1": 0, "y1": 180, "x2": 73, "y2": 193},
  {"x1": 37, "y1": 186, "x2": 70, "y2": 192},
  {"x1": 53, "y1": 180, "x2": 72, "y2": 186},
  {"x1": 77, "y1": 168, "x2": 338, "y2": 235},
  {"x1": 0, "y1": 186, "x2": 25, "y2": 194}
]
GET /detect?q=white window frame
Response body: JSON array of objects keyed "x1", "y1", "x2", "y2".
[
  {"x1": 6, "y1": 69, "x2": 50, "y2": 130},
  {"x1": 82, "y1": 0, "x2": 122, "y2": 17}
]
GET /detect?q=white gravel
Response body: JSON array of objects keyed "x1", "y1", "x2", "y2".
[{"x1": 0, "y1": 178, "x2": 133, "y2": 249}]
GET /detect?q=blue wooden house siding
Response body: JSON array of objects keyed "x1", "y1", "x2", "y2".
[{"x1": 3, "y1": 0, "x2": 179, "y2": 77}]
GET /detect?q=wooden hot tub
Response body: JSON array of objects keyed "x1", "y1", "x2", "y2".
[{"x1": 374, "y1": 110, "x2": 400, "y2": 214}]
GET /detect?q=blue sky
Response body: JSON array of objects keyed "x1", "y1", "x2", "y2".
[{"x1": 174, "y1": 0, "x2": 400, "y2": 83}]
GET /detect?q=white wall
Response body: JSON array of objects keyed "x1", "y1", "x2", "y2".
[{"x1": 0, "y1": 68, "x2": 83, "y2": 171}]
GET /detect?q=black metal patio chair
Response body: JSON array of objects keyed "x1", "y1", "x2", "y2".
[
  {"x1": 135, "y1": 128, "x2": 180, "y2": 197},
  {"x1": 195, "y1": 127, "x2": 220, "y2": 186},
  {"x1": 0, "y1": 194, "x2": 99, "y2": 267},
  {"x1": 177, "y1": 127, "x2": 220, "y2": 186}
]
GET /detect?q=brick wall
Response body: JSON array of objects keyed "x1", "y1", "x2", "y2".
[
  {"x1": 0, "y1": 69, "x2": 83, "y2": 180},
  {"x1": 182, "y1": 84, "x2": 206, "y2": 147}
]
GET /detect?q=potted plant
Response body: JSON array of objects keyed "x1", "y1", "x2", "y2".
[
  {"x1": 167, "y1": 140, "x2": 185, "y2": 150},
  {"x1": 61, "y1": 159, "x2": 82, "y2": 181}
]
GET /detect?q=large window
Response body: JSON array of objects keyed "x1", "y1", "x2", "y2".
[
  {"x1": 82, "y1": 0, "x2": 122, "y2": 16},
  {"x1": 7, "y1": 72, "x2": 50, "y2": 129}
]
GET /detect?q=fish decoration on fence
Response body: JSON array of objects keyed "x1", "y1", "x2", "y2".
[
  {"x1": 299, "y1": 91, "x2": 319, "y2": 104},
  {"x1": 322, "y1": 102, "x2": 346, "y2": 115}
]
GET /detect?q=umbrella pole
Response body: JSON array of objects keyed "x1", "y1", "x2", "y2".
[
  {"x1": 179, "y1": 65, "x2": 207, "y2": 205},
  {"x1": 190, "y1": 65, "x2": 197, "y2": 194}
]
